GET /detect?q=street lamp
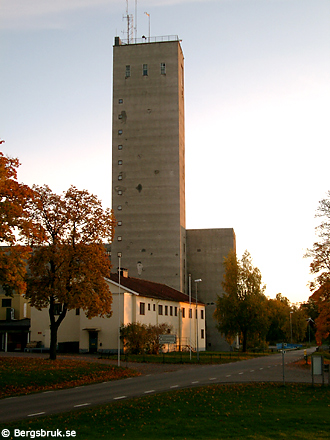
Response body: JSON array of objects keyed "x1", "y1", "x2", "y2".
[
  {"x1": 118, "y1": 255, "x2": 121, "y2": 367},
  {"x1": 189, "y1": 274, "x2": 192, "y2": 361},
  {"x1": 290, "y1": 311, "x2": 293, "y2": 345},
  {"x1": 194, "y1": 279, "x2": 202, "y2": 361}
]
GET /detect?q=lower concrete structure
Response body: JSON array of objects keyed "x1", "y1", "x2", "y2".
[{"x1": 186, "y1": 228, "x2": 236, "y2": 351}]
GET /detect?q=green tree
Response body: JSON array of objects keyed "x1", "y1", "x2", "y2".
[
  {"x1": 266, "y1": 294, "x2": 290, "y2": 345},
  {"x1": 120, "y1": 322, "x2": 172, "y2": 354},
  {"x1": 24, "y1": 185, "x2": 116, "y2": 360},
  {"x1": 214, "y1": 250, "x2": 268, "y2": 352}
]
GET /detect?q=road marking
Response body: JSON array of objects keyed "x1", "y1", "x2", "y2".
[
  {"x1": 144, "y1": 390, "x2": 155, "y2": 394},
  {"x1": 250, "y1": 370, "x2": 255, "y2": 372},
  {"x1": 170, "y1": 385, "x2": 179, "y2": 388},
  {"x1": 28, "y1": 412, "x2": 45, "y2": 417},
  {"x1": 42, "y1": 391, "x2": 54, "y2": 394},
  {"x1": 191, "y1": 381, "x2": 199, "y2": 384},
  {"x1": 239, "y1": 372, "x2": 244, "y2": 375},
  {"x1": 114, "y1": 396, "x2": 127, "y2": 400},
  {"x1": 209, "y1": 377, "x2": 217, "y2": 381},
  {"x1": 74, "y1": 403, "x2": 91, "y2": 408},
  {"x1": 259, "y1": 368, "x2": 263, "y2": 370},
  {"x1": 226, "y1": 375, "x2": 231, "y2": 377}
]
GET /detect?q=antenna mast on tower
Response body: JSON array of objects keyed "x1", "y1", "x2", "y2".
[{"x1": 123, "y1": 0, "x2": 134, "y2": 44}]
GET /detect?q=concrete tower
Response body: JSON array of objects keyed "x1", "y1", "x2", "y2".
[{"x1": 111, "y1": 36, "x2": 186, "y2": 292}]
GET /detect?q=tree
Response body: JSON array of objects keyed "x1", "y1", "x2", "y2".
[
  {"x1": 120, "y1": 323, "x2": 172, "y2": 355},
  {"x1": 305, "y1": 191, "x2": 330, "y2": 345},
  {"x1": 23, "y1": 185, "x2": 116, "y2": 360},
  {"x1": 266, "y1": 294, "x2": 290, "y2": 345},
  {"x1": 0, "y1": 151, "x2": 33, "y2": 295},
  {"x1": 214, "y1": 250, "x2": 268, "y2": 352}
]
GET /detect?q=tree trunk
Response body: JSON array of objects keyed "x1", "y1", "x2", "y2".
[
  {"x1": 242, "y1": 330, "x2": 248, "y2": 352},
  {"x1": 50, "y1": 323, "x2": 58, "y2": 360}
]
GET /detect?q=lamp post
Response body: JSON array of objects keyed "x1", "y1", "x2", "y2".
[
  {"x1": 194, "y1": 279, "x2": 202, "y2": 361},
  {"x1": 118, "y1": 256, "x2": 121, "y2": 367},
  {"x1": 189, "y1": 274, "x2": 192, "y2": 361},
  {"x1": 290, "y1": 311, "x2": 293, "y2": 345}
]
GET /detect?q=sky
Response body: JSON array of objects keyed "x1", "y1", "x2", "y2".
[{"x1": 1, "y1": 0, "x2": 329, "y2": 305}]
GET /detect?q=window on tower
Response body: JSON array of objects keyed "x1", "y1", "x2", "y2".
[
  {"x1": 126, "y1": 65, "x2": 131, "y2": 78},
  {"x1": 143, "y1": 64, "x2": 148, "y2": 76},
  {"x1": 161, "y1": 63, "x2": 166, "y2": 75},
  {"x1": 118, "y1": 160, "x2": 123, "y2": 165},
  {"x1": 118, "y1": 130, "x2": 123, "y2": 135},
  {"x1": 118, "y1": 99, "x2": 123, "y2": 104},
  {"x1": 118, "y1": 145, "x2": 123, "y2": 150}
]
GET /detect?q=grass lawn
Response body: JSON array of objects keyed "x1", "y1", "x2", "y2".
[
  {"x1": 0, "y1": 357, "x2": 139, "y2": 398},
  {"x1": 4, "y1": 383, "x2": 330, "y2": 440}
]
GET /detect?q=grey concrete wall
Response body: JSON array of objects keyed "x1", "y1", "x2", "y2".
[
  {"x1": 111, "y1": 39, "x2": 186, "y2": 292},
  {"x1": 186, "y1": 228, "x2": 236, "y2": 351}
]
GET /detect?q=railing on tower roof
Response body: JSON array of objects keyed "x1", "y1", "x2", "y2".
[{"x1": 119, "y1": 35, "x2": 180, "y2": 45}]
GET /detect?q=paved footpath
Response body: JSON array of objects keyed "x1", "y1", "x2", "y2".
[{"x1": 0, "y1": 348, "x2": 327, "y2": 424}]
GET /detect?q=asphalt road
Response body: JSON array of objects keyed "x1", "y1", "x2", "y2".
[{"x1": 0, "y1": 348, "x2": 322, "y2": 424}]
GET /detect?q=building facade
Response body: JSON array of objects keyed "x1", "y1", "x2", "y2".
[
  {"x1": 0, "y1": 290, "x2": 31, "y2": 352},
  {"x1": 111, "y1": 37, "x2": 186, "y2": 293},
  {"x1": 186, "y1": 229, "x2": 236, "y2": 351},
  {"x1": 30, "y1": 274, "x2": 205, "y2": 354}
]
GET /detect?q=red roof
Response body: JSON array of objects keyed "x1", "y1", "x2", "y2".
[{"x1": 109, "y1": 273, "x2": 204, "y2": 305}]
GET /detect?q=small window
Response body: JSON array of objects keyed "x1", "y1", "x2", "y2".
[
  {"x1": 153, "y1": 304, "x2": 156, "y2": 312},
  {"x1": 143, "y1": 64, "x2": 148, "y2": 76},
  {"x1": 118, "y1": 160, "x2": 123, "y2": 165},
  {"x1": 175, "y1": 307, "x2": 178, "y2": 316},
  {"x1": 165, "y1": 305, "x2": 168, "y2": 316},
  {"x1": 140, "y1": 302, "x2": 145, "y2": 315},
  {"x1": 117, "y1": 205, "x2": 122, "y2": 210},
  {"x1": 189, "y1": 308, "x2": 192, "y2": 319},
  {"x1": 201, "y1": 310, "x2": 204, "y2": 320},
  {"x1": 118, "y1": 175, "x2": 123, "y2": 181},
  {"x1": 76, "y1": 308, "x2": 80, "y2": 316},
  {"x1": 117, "y1": 236, "x2": 122, "y2": 241},
  {"x1": 118, "y1": 114, "x2": 123, "y2": 120},
  {"x1": 201, "y1": 329, "x2": 205, "y2": 339},
  {"x1": 158, "y1": 304, "x2": 163, "y2": 315},
  {"x1": 2, "y1": 298, "x2": 12, "y2": 308},
  {"x1": 118, "y1": 190, "x2": 122, "y2": 195},
  {"x1": 126, "y1": 65, "x2": 131, "y2": 78},
  {"x1": 117, "y1": 221, "x2": 122, "y2": 226},
  {"x1": 182, "y1": 307, "x2": 185, "y2": 318},
  {"x1": 118, "y1": 145, "x2": 123, "y2": 150},
  {"x1": 118, "y1": 130, "x2": 123, "y2": 135},
  {"x1": 148, "y1": 303, "x2": 151, "y2": 311},
  {"x1": 161, "y1": 63, "x2": 166, "y2": 75},
  {"x1": 119, "y1": 99, "x2": 123, "y2": 104},
  {"x1": 170, "y1": 306, "x2": 173, "y2": 316}
]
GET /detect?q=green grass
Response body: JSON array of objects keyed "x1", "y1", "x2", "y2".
[
  {"x1": 3, "y1": 383, "x2": 329, "y2": 439},
  {"x1": 0, "y1": 357, "x2": 139, "y2": 397}
]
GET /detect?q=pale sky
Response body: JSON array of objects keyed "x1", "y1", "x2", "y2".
[{"x1": 1, "y1": 0, "x2": 329, "y2": 305}]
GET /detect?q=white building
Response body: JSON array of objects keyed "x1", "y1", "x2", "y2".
[{"x1": 30, "y1": 272, "x2": 205, "y2": 354}]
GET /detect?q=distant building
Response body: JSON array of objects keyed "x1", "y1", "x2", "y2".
[
  {"x1": 0, "y1": 289, "x2": 31, "y2": 352},
  {"x1": 30, "y1": 272, "x2": 205, "y2": 353}
]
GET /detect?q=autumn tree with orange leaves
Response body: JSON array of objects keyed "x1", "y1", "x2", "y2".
[
  {"x1": 24, "y1": 185, "x2": 116, "y2": 360},
  {"x1": 0, "y1": 151, "x2": 33, "y2": 295},
  {"x1": 306, "y1": 191, "x2": 330, "y2": 345}
]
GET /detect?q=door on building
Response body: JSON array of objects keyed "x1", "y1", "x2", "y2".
[{"x1": 89, "y1": 331, "x2": 98, "y2": 353}]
